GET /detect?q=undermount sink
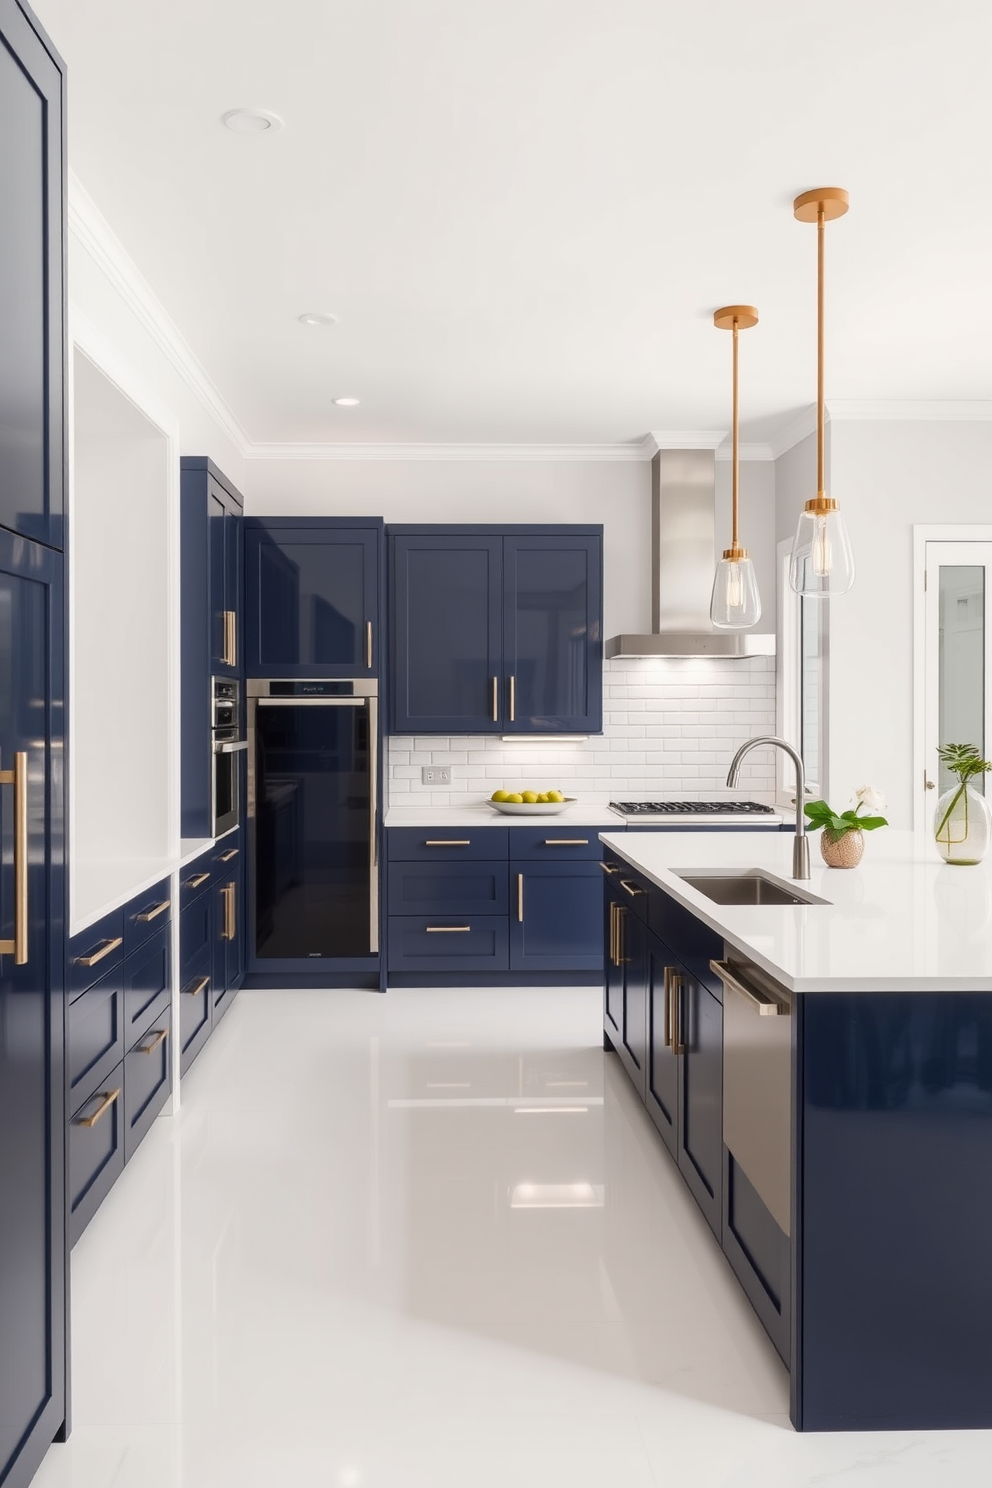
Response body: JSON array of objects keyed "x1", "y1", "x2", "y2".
[{"x1": 676, "y1": 871, "x2": 828, "y2": 907}]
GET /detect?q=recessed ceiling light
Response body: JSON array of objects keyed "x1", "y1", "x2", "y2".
[
  {"x1": 298, "y1": 312, "x2": 337, "y2": 327},
  {"x1": 333, "y1": 397, "x2": 360, "y2": 407},
  {"x1": 221, "y1": 108, "x2": 284, "y2": 135}
]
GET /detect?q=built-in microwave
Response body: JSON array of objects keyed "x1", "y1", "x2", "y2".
[{"x1": 212, "y1": 678, "x2": 247, "y2": 836}]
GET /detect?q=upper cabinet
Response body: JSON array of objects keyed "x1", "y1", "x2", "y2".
[
  {"x1": 389, "y1": 526, "x2": 602, "y2": 735},
  {"x1": 244, "y1": 519, "x2": 383, "y2": 678},
  {"x1": 0, "y1": 0, "x2": 65, "y2": 549}
]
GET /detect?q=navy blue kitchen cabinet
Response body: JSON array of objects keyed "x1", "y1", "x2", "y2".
[
  {"x1": 180, "y1": 459, "x2": 245, "y2": 838},
  {"x1": 244, "y1": 519, "x2": 383, "y2": 678},
  {"x1": 509, "y1": 860, "x2": 603, "y2": 973},
  {"x1": 212, "y1": 833, "x2": 245, "y2": 1027},
  {"x1": 0, "y1": 0, "x2": 65, "y2": 551},
  {"x1": 0, "y1": 529, "x2": 67, "y2": 1485},
  {"x1": 388, "y1": 526, "x2": 602, "y2": 735}
]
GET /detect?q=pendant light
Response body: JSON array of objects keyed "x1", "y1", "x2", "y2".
[
  {"x1": 789, "y1": 186, "x2": 855, "y2": 597},
  {"x1": 710, "y1": 305, "x2": 761, "y2": 629}
]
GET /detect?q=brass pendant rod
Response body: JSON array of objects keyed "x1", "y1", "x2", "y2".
[
  {"x1": 732, "y1": 315, "x2": 740, "y2": 547},
  {"x1": 817, "y1": 205, "x2": 825, "y2": 497}
]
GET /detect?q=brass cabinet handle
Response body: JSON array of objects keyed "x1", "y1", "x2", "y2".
[
  {"x1": 218, "y1": 847, "x2": 239, "y2": 862},
  {"x1": 620, "y1": 879, "x2": 646, "y2": 897},
  {"x1": 508, "y1": 674, "x2": 516, "y2": 722},
  {"x1": 491, "y1": 675, "x2": 499, "y2": 722},
  {"x1": 135, "y1": 899, "x2": 170, "y2": 923},
  {"x1": 616, "y1": 905, "x2": 628, "y2": 965},
  {"x1": 223, "y1": 609, "x2": 237, "y2": 667},
  {"x1": 139, "y1": 1027, "x2": 168, "y2": 1054},
  {"x1": 672, "y1": 972, "x2": 685, "y2": 1055},
  {"x1": 599, "y1": 860, "x2": 619, "y2": 875},
  {"x1": 709, "y1": 959, "x2": 789, "y2": 1016},
  {"x1": 77, "y1": 1087, "x2": 120, "y2": 1128},
  {"x1": 185, "y1": 872, "x2": 210, "y2": 889},
  {"x1": 517, "y1": 872, "x2": 524, "y2": 922},
  {"x1": 366, "y1": 620, "x2": 373, "y2": 669},
  {"x1": 663, "y1": 966, "x2": 674, "y2": 1048},
  {"x1": 425, "y1": 925, "x2": 471, "y2": 933},
  {"x1": 0, "y1": 751, "x2": 29, "y2": 964},
  {"x1": 74, "y1": 935, "x2": 123, "y2": 968},
  {"x1": 609, "y1": 900, "x2": 617, "y2": 965},
  {"x1": 425, "y1": 840, "x2": 471, "y2": 847},
  {"x1": 545, "y1": 839, "x2": 589, "y2": 846},
  {"x1": 222, "y1": 882, "x2": 236, "y2": 941},
  {"x1": 184, "y1": 974, "x2": 210, "y2": 999}
]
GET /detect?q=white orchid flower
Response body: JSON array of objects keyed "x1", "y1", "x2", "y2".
[{"x1": 853, "y1": 785, "x2": 886, "y2": 814}]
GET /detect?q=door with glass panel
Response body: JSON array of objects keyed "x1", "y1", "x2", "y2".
[{"x1": 923, "y1": 543, "x2": 992, "y2": 818}]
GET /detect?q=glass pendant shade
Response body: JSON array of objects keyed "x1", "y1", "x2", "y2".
[
  {"x1": 710, "y1": 552, "x2": 761, "y2": 628},
  {"x1": 789, "y1": 503, "x2": 855, "y2": 597}
]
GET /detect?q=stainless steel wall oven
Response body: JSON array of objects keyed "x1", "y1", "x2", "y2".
[
  {"x1": 212, "y1": 677, "x2": 247, "y2": 836},
  {"x1": 247, "y1": 679, "x2": 378, "y2": 961}
]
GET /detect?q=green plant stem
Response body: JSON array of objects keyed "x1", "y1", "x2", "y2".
[{"x1": 935, "y1": 781, "x2": 968, "y2": 844}]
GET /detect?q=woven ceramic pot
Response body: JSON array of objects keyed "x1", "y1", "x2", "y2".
[{"x1": 820, "y1": 828, "x2": 864, "y2": 868}]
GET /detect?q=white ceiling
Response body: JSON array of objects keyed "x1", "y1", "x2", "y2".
[{"x1": 37, "y1": 0, "x2": 992, "y2": 446}]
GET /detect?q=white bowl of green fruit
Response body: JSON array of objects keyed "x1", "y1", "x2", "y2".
[{"x1": 487, "y1": 789, "x2": 575, "y2": 816}]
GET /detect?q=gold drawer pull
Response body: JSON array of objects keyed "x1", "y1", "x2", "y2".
[
  {"x1": 134, "y1": 899, "x2": 170, "y2": 923},
  {"x1": 620, "y1": 879, "x2": 646, "y2": 897},
  {"x1": 77, "y1": 1087, "x2": 120, "y2": 1128},
  {"x1": 74, "y1": 935, "x2": 123, "y2": 968},
  {"x1": 544, "y1": 839, "x2": 589, "y2": 846},
  {"x1": 222, "y1": 883, "x2": 236, "y2": 941},
  {"x1": 184, "y1": 974, "x2": 210, "y2": 999},
  {"x1": 425, "y1": 925, "x2": 472, "y2": 933},
  {"x1": 138, "y1": 1027, "x2": 168, "y2": 1054},
  {"x1": 366, "y1": 620, "x2": 374, "y2": 669},
  {"x1": 508, "y1": 674, "x2": 516, "y2": 722},
  {"x1": 517, "y1": 872, "x2": 524, "y2": 922},
  {"x1": 0, "y1": 751, "x2": 28, "y2": 963},
  {"x1": 599, "y1": 861, "x2": 619, "y2": 875},
  {"x1": 491, "y1": 675, "x2": 499, "y2": 722},
  {"x1": 185, "y1": 872, "x2": 210, "y2": 889},
  {"x1": 425, "y1": 840, "x2": 471, "y2": 846},
  {"x1": 218, "y1": 848, "x2": 239, "y2": 862}
]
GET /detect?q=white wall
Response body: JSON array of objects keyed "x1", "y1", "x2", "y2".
[{"x1": 815, "y1": 420, "x2": 992, "y2": 826}]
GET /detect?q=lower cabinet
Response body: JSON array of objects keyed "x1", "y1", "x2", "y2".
[
  {"x1": 386, "y1": 825, "x2": 605, "y2": 984},
  {"x1": 180, "y1": 832, "x2": 245, "y2": 1069}
]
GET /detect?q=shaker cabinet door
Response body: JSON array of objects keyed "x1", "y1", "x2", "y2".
[
  {"x1": 0, "y1": 0, "x2": 65, "y2": 548},
  {"x1": 390, "y1": 533, "x2": 503, "y2": 733},
  {"x1": 676, "y1": 975, "x2": 724, "y2": 1238},
  {"x1": 502, "y1": 535, "x2": 602, "y2": 733}
]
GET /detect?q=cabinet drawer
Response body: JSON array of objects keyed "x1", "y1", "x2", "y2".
[
  {"x1": 387, "y1": 861, "x2": 508, "y2": 917},
  {"x1": 509, "y1": 826, "x2": 603, "y2": 860},
  {"x1": 387, "y1": 916, "x2": 509, "y2": 972},
  {"x1": 607, "y1": 862, "x2": 652, "y2": 923},
  {"x1": 123, "y1": 924, "x2": 172, "y2": 1048},
  {"x1": 68, "y1": 966, "x2": 125, "y2": 1114},
  {"x1": 68, "y1": 908, "x2": 125, "y2": 1002},
  {"x1": 124, "y1": 1006, "x2": 172, "y2": 1163},
  {"x1": 180, "y1": 888, "x2": 213, "y2": 979},
  {"x1": 388, "y1": 827, "x2": 508, "y2": 861},
  {"x1": 179, "y1": 854, "x2": 215, "y2": 913},
  {"x1": 180, "y1": 955, "x2": 212, "y2": 1076},
  {"x1": 69, "y1": 1073, "x2": 125, "y2": 1246},
  {"x1": 212, "y1": 835, "x2": 242, "y2": 872},
  {"x1": 124, "y1": 876, "x2": 173, "y2": 954}
]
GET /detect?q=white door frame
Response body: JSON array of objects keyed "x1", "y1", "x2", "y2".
[{"x1": 912, "y1": 525, "x2": 992, "y2": 832}]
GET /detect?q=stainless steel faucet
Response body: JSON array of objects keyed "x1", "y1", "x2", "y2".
[{"x1": 726, "y1": 736, "x2": 810, "y2": 880}]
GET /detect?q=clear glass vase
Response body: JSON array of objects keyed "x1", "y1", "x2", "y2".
[{"x1": 933, "y1": 783, "x2": 992, "y2": 865}]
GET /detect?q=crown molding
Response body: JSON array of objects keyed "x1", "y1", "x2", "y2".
[
  {"x1": 245, "y1": 440, "x2": 651, "y2": 462},
  {"x1": 645, "y1": 429, "x2": 724, "y2": 453},
  {"x1": 67, "y1": 173, "x2": 252, "y2": 457},
  {"x1": 714, "y1": 441, "x2": 775, "y2": 462},
  {"x1": 765, "y1": 406, "x2": 819, "y2": 460},
  {"x1": 827, "y1": 399, "x2": 992, "y2": 422}
]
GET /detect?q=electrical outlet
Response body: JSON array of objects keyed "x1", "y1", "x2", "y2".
[{"x1": 421, "y1": 766, "x2": 452, "y2": 785}]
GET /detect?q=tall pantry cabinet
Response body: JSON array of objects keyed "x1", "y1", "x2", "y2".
[{"x1": 0, "y1": 3, "x2": 69, "y2": 1486}]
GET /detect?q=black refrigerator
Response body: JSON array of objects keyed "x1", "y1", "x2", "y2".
[{"x1": 247, "y1": 679, "x2": 379, "y2": 984}]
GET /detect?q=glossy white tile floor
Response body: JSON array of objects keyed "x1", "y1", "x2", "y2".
[{"x1": 37, "y1": 987, "x2": 991, "y2": 1488}]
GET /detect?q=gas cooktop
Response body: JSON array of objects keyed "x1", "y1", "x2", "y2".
[{"x1": 609, "y1": 800, "x2": 776, "y2": 818}]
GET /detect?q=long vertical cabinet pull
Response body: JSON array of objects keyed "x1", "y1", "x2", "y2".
[
  {"x1": 222, "y1": 883, "x2": 236, "y2": 941},
  {"x1": 671, "y1": 972, "x2": 685, "y2": 1056},
  {"x1": 616, "y1": 906, "x2": 627, "y2": 966},
  {"x1": 366, "y1": 620, "x2": 373, "y2": 669},
  {"x1": 0, "y1": 751, "x2": 29, "y2": 964},
  {"x1": 517, "y1": 873, "x2": 524, "y2": 922},
  {"x1": 491, "y1": 676, "x2": 499, "y2": 722},
  {"x1": 222, "y1": 610, "x2": 237, "y2": 667},
  {"x1": 508, "y1": 674, "x2": 516, "y2": 722},
  {"x1": 663, "y1": 966, "x2": 674, "y2": 1048}
]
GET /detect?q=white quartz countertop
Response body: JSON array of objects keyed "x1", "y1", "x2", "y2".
[
  {"x1": 385, "y1": 804, "x2": 623, "y2": 828},
  {"x1": 70, "y1": 831, "x2": 236, "y2": 937},
  {"x1": 599, "y1": 828, "x2": 992, "y2": 993}
]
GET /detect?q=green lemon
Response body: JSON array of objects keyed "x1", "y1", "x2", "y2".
[
  {"x1": 521, "y1": 791, "x2": 539, "y2": 803},
  {"x1": 505, "y1": 793, "x2": 524, "y2": 804},
  {"x1": 491, "y1": 790, "x2": 509, "y2": 802},
  {"x1": 547, "y1": 790, "x2": 564, "y2": 802}
]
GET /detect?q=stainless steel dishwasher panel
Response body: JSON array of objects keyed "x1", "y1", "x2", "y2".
[{"x1": 714, "y1": 953, "x2": 792, "y2": 1237}]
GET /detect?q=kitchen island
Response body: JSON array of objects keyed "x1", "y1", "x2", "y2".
[{"x1": 599, "y1": 828, "x2": 992, "y2": 1432}]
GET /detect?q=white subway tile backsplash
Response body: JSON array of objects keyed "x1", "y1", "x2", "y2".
[{"x1": 385, "y1": 656, "x2": 777, "y2": 807}]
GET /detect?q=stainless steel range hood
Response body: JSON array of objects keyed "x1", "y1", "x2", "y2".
[{"x1": 605, "y1": 449, "x2": 775, "y2": 660}]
